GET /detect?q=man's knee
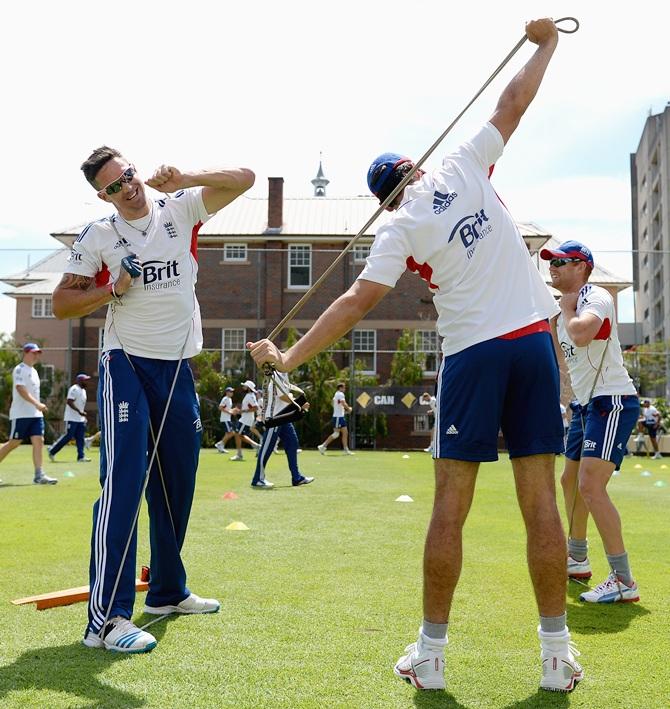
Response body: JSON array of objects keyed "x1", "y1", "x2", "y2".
[{"x1": 330, "y1": 430, "x2": 340, "y2": 440}]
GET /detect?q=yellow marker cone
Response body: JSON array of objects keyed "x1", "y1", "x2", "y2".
[
  {"x1": 225, "y1": 521, "x2": 249, "y2": 531},
  {"x1": 660, "y1": 464, "x2": 668, "y2": 470},
  {"x1": 634, "y1": 464, "x2": 643, "y2": 469},
  {"x1": 395, "y1": 495, "x2": 414, "y2": 502}
]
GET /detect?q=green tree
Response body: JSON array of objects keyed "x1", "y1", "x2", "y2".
[
  {"x1": 0, "y1": 334, "x2": 20, "y2": 439},
  {"x1": 624, "y1": 343, "x2": 667, "y2": 397},
  {"x1": 389, "y1": 329, "x2": 423, "y2": 386}
]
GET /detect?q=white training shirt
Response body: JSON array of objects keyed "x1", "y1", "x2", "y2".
[
  {"x1": 560, "y1": 403, "x2": 568, "y2": 426},
  {"x1": 333, "y1": 390, "x2": 346, "y2": 418},
  {"x1": 359, "y1": 123, "x2": 559, "y2": 356},
  {"x1": 239, "y1": 391, "x2": 258, "y2": 426},
  {"x1": 64, "y1": 383, "x2": 87, "y2": 423},
  {"x1": 10, "y1": 363, "x2": 42, "y2": 419},
  {"x1": 643, "y1": 405, "x2": 659, "y2": 425},
  {"x1": 266, "y1": 372, "x2": 291, "y2": 417},
  {"x1": 556, "y1": 284, "x2": 636, "y2": 405},
  {"x1": 65, "y1": 188, "x2": 212, "y2": 360},
  {"x1": 219, "y1": 395, "x2": 234, "y2": 423}
]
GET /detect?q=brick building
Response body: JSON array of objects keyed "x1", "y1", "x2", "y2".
[{"x1": 2, "y1": 171, "x2": 631, "y2": 448}]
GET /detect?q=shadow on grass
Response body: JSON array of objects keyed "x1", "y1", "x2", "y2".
[
  {"x1": 413, "y1": 689, "x2": 468, "y2": 708},
  {"x1": 566, "y1": 597, "x2": 650, "y2": 635},
  {"x1": 0, "y1": 642, "x2": 144, "y2": 707},
  {"x1": 501, "y1": 688, "x2": 572, "y2": 708}
]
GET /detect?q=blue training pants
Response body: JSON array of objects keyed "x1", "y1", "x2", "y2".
[
  {"x1": 50, "y1": 421, "x2": 86, "y2": 459},
  {"x1": 251, "y1": 423, "x2": 301, "y2": 485},
  {"x1": 88, "y1": 349, "x2": 202, "y2": 633}
]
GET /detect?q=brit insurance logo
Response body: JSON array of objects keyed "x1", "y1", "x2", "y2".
[
  {"x1": 142, "y1": 259, "x2": 181, "y2": 291},
  {"x1": 433, "y1": 190, "x2": 458, "y2": 214},
  {"x1": 448, "y1": 208, "x2": 493, "y2": 259}
]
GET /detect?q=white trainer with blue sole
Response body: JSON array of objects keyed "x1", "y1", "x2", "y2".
[
  {"x1": 83, "y1": 617, "x2": 157, "y2": 653},
  {"x1": 579, "y1": 572, "x2": 639, "y2": 603}
]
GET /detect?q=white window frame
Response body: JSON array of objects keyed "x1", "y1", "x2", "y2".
[
  {"x1": 223, "y1": 243, "x2": 248, "y2": 262},
  {"x1": 32, "y1": 296, "x2": 54, "y2": 318},
  {"x1": 222, "y1": 328, "x2": 247, "y2": 376},
  {"x1": 288, "y1": 244, "x2": 312, "y2": 289},
  {"x1": 413, "y1": 414, "x2": 431, "y2": 433},
  {"x1": 352, "y1": 329, "x2": 376, "y2": 374},
  {"x1": 415, "y1": 329, "x2": 440, "y2": 376},
  {"x1": 353, "y1": 244, "x2": 371, "y2": 263},
  {"x1": 41, "y1": 364, "x2": 55, "y2": 385}
]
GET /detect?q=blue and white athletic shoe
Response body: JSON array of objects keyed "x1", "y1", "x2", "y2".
[
  {"x1": 567, "y1": 556, "x2": 592, "y2": 580},
  {"x1": 144, "y1": 592, "x2": 220, "y2": 615},
  {"x1": 83, "y1": 617, "x2": 157, "y2": 653},
  {"x1": 579, "y1": 572, "x2": 639, "y2": 603}
]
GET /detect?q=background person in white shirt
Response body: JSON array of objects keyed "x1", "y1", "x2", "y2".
[
  {"x1": 543, "y1": 240, "x2": 640, "y2": 604},
  {"x1": 0, "y1": 343, "x2": 57, "y2": 485},
  {"x1": 48, "y1": 373, "x2": 92, "y2": 463},
  {"x1": 421, "y1": 392, "x2": 437, "y2": 454},
  {"x1": 214, "y1": 386, "x2": 242, "y2": 456},
  {"x1": 230, "y1": 381, "x2": 261, "y2": 461},
  {"x1": 641, "y1": 399, "x2": 662, "y2": 459},
  {"x1": 317, "y1": 383, "x2": 354, "y2": 455},
  {"x1": 249, "y1": 18, "x2": 581, "y2": 693}
]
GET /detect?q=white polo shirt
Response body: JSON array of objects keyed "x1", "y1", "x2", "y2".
[
  {"x1": 359, "y1": 123, "x2": 559, "y2": 356},
  {"x1": 64, "y1": 384, "x2": 87, "y2": 423},
  {"x1": 65, "y1": 188, "x2": 212, "y2": 360},
  {"x1": 556, "y1": 284, "x2": 636, "y2": 405},
  {"x1": 240, "y1": 392, "x2": 258, "y2": 426},
  {"x1": 10, "y1": 363, "x2": 42, "y2": 419},
  {"x1": 219, "y1": 395, "x2": 234, "y2": 423},
  {"x1": 333, "y1": 390, "x2": 346, "y2": 417}
]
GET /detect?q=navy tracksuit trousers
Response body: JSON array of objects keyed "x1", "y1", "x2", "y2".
[{"x1": 88, "y1": 349, "x2": 201, "y2": 633}]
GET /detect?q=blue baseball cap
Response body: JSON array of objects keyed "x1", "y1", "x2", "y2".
[
  {"x1": 22, "y1": 342, "x2": 42, "y2": 353},
  {"x1": 76, "y1": 373, "x2": 91, "y2": 381},
  {"x1": 367, "y1": 152, "x2": 412, "y2": 200},
  {"x1": 540, "y1": 240, "x2": 594, "y2": 268}
]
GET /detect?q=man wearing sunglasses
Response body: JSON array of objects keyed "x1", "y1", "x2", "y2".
[
  {"x1": 52, "y1": 148, "x2": 254, "y2": 653},
  {"x1": 250, "y1": 18, "x2": 583, "y2": 694},
  {"x1": 541, "y1": 240, "x2": 640, "y2": 604}
]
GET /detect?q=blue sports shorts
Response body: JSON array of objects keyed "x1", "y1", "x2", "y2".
[
  {"x1": 10, "y1": 417, "x2": 44, "y2": 442},
  {"x1": 332, "y1": 416, "x2": 347, "y2": 429},
  {"x1": 435, "y1": 331, "x2": 564, "y2": 461},
  {"x1": 566, "y1": 395, "x2": 639, "y2": 470}
]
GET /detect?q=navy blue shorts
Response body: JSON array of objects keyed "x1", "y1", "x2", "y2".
[
  {"x1": 238, "y1": 423, "x2": 254, "y2": 437},
  {"x1": 332, "y1": 416, "x2": 347, "y2": 429},
  {"x1": 566, "y1": 395, "x2": 640, "y2": 469},
  {"x1": 435, "y1": 332, "x2": 564, "y2": 461},
  {"x1": 644, "y1": 422, "x2": 658, "y2": 439},
  {"x1": 220, "y1": 421, "x2": 237, "y2": 434},
  {"x1": 10, "y1": 417, "x2": 44, "y2": 442}
]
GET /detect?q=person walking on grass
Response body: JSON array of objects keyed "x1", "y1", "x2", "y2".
[
  {"x1": 641, "y1": 399, "x2": 662, "y2": 459},
  {"x1": 48, "y1": 373, "x2": 92, "y2": 463},
  {"x1": 230, "y1": 381, "x2": 262, "y2": 461},
  {"x1": 0, "y1": 343, "x2": 57, "y2": 485},
  {"x1": 542, "y1": 240, "x2": 640, "y2": 604},
  {"x1": 53, "y1": 146, "x2": 254, "y2": 653},
  {"x1": 249, "y1": 18, "x2": 582, "y2": 693},
  {"x1": 214, "y1": 386, "x2": 242, "y2": 456},
  {"x1": 317, "y1": 383, "x2": 354, "y2": 456}
]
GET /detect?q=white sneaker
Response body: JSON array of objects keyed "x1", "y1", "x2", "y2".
[
  {"x1": 83, "y1": 617, "x2": 157, "y2": 653},
  {"x1": 144, "y1": 592, "x2": 220, "y2": 615},
  {"x1": 77, "y1": 457, "x2": 92, "y2": 463},
  {"x1": 252, "y1": 479, "x2": 274, "y2": 489},
  {"x1": 84, "y1": 436, "x2": 93, "y2": 449},
  {"x1": 653, "y1": 452, "x2": 662, "y2": 459},
  {"x1": 567, "y1": 556, "x2": 592, "y2": 580},
  {"x1": 394, "y1": 630, "x2": 446, "y2": 690},
  {"x1": 33, "y1": 473, "x2": 58, "y2": 485},
  {"x1": 251, "y1": 441, "x2": 261, "y2": 449},
  {"x1": 317, "y1": 444, "x2": 326, "y2": 455},
  {"x1": 579, "y1": 572, "x2": 640, "y2": 603},
  {"x1": 423, "y1": 447, "x2": 433, "y2": 453},
  {"x1": 215, "y1": 442, "x2": 226, "y2": 453},
  {"x1": 47, "y1": 447, "x2": 55, "y2": 463},
  {"x1": 539, "y1": 628, "x2": 583, "y2": 692},
  {"x1": 230, "y1": 454, "x2": 244, "y2": 461},
  {"x1": 343, "y1": 449, "x2": 354, "y2": 456}
]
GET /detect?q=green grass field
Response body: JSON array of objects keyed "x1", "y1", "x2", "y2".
[{"x1": 0, "y1": 445, "x2": 668, "y2": 708}]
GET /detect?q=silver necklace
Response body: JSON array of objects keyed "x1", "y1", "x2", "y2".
[{"x1": 118, "y1": 203, "x2": 154, "y2": 237}]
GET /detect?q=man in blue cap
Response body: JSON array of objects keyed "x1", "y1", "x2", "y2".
[
  {"x1": 250, "y1": 17, "x2": 582, "y2": 693},
  {"x1": 48, "y1": 373, "x2": 93, "y2": 463},
  {"x1": 0, "y1": 343, "x2": 57, "y2": 484},
  {"x1": 541, "y1": 240, "x2": 640, "y2": 604}
]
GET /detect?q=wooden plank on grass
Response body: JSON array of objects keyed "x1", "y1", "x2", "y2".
[{"x1": 11, "y1": 579, "x2": 149, "y2": 610}]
